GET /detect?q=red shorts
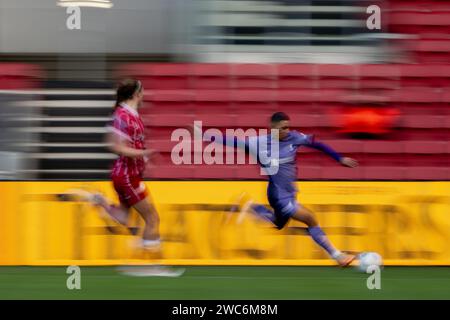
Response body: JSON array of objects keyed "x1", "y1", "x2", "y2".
[{"x1": 112, "y1": 175, "x2": 148, "y2": 208}]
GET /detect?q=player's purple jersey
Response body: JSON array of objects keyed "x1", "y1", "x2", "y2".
[
  {"x1": 216, "y1": 130, "x2": 342, "y2": 194},
  {"x1": 248, "y1": 131, "x2": 315, "y2": 193},
  {"x1": 271, "y1": 131, "x2": 311, "y2": 190}
]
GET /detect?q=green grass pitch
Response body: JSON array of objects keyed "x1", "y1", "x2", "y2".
[{"x1": 0, "y1": 266, "x2": 449, "y2": 299}]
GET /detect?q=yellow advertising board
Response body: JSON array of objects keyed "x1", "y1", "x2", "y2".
[{"x1": 0, "y1": 181, "x2": 449, "y2": 266}]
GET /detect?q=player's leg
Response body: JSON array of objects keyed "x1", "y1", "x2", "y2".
[
  {"x1": 238, "y1": 201, "x2": 291, "y2": 230},
  {"x1": 120, "y1": 178, "x2": 161, "y2": 249},
  {"x1": 290, "y1": 205, "x2": 355, "y2": 267},
  {"x1": 236, "y1": 192, "x2": 289, "y2": 229},
  {"x1": 91, "y1": 194, "x2": 129, "y2": 225},
  {"x1": 238, "y1": 199, "x2": 277, "y2": 225},
  {"x1": 65, "y1": 188, "x2": 130, "y2": 226},
  {"x1": 233, "y1": 193, "x2": 274, "y2": 225},
  {"x1": 117, "y1": 192, "x2": 184, "y2": 277},
  {"x1": 102, "y1": 176, "x2": 152, "y2": 231},
  {"x1": 132, "y1": 196, "x2": 160, "y2": 246}
]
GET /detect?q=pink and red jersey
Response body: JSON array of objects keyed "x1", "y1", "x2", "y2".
[{"x1": 109, "y1": 103, "x2": 146, "y2": 178}]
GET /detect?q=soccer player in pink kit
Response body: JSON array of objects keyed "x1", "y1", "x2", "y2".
[{"x1": 77, "y1": 79, "x2": 161, "y2": 250}]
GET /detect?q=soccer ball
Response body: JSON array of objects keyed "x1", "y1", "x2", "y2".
[{"x1": 357, "y1": 252, "x2": 383, "y2": 272}]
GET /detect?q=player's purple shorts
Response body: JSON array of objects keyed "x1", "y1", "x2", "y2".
[{"x1": 268, "y1": 193, "x2": 299, "y2": 229}]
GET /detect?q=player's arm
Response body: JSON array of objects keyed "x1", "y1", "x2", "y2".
[
  {"x1": 303, "y1": 135, "x2": 358, "y2": 168},
  {"x1": 191, "y1": 123, "x2": 250, "y2": 152},
  {"x1": 106, "y1": 132, "x2": 153, "y2": 158},
  {"x1": 107, "y1": 115, "x2": 154, "y2": 158}
]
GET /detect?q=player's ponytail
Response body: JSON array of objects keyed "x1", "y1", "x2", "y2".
[{"x1": 115, "y1": 78, "x2": 142, "y2": 108}]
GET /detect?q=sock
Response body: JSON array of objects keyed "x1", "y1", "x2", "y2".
[{"x1": 308, "y1": 226, "x2": 341, "y2": 259}]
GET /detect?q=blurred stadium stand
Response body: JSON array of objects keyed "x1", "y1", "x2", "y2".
[
  {"x1": 193, "y1": 0, "x2": 390, "y2": 63},
  {"x1": 118, "y1": 62, "x2": 449, "y2": 181},
  {"x1": 0, "y1": 64, "x2": 43, "y2": 179}
]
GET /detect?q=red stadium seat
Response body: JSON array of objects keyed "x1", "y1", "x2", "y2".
[
  {"x1": 145, "y1": 165, "x2": 197, "y2": 179},
  {"x1": 442, "y1": 88, "x2": 450, "y2": 104},
  {"x1": 193, "y1": 165, "x2": 240, "y2": 179},
  {"x1": 363, "y1": 167, "x2": 406, "y2": 180},
  {"x1": 296, "y1": 166, "x2": 322, "y2": 180},
  {"x1": 403, "y1": 40, "x2": 450, "y2": 63},
  {"x1": 389, "y1": 11, "x2": 450, "y2": 35},
  {"x1": 363, "y1": 166, "x2": 408, "y2": 180},
  {"x1": 147, "y1": 64, "x2": 191, "y2": 90},
  {"x1": 195, "y1": 114, "x2": 237, "y2": 127},
  {"x1": 362, "y1": 141, "x2": 405, "y2": 153},
  {"x1": 317, "y1": 64, "x2": 357, "y2": 90},
  {"x1": 144, "y1": 90, "x2": 194, "y2": 115},
  {"x1": 277, "y1": 64, "x2": 317, "y2": 90},
  {"x1": 400, "y1": 64, "x2": 450, "y2": 88},
  {"x1": 360, "y1": 154, "x2": 407, "y2": 167},
  {"x1": 234, "y1": 114, "x2": 273, "y2": 127},
  {"x1": 317, "y1": 89, "x2": 354, "y2": 103},
  {"x1": 231, "y1": 64, "x2": 277, "y2": 89},
  {"x1": 191, "y1": 64, "x2": 231, "y2": 89},
  {"x1": 390, "y1": 11, "x2": 450, "y2": 26},
  {"x1": 117, "y1": 63, "x2": 151, "y2": 76},
  {"x1": 405, "y1": 154, "x2": 448, "y2": 167},
  {"x1": 313, "y1": 89, "x2": 353, "y2": 116},
  {"x1": 144, "y1": 127, "x2": 175, "y2": 140},
  {"x1": 404, "y1": 141, "x2": 447, "y2": 154},
  {"x1": 404, "y1": 167, "x2": 449, "y2": 180},
  {"x1": 288, "y1": 114, "x2": 326, "y2": 128},
  {"x1": 232, "y1": 90, "x2": 277, "y2": 117},
  {"x1": 357, "y1": 65, "x2": 401, "y2": 90},
  {"x1": 276, "y1": 90, "x2": 319, "y2": 114},
  {"x1": 194, "y1": 90, "x2": 233, "y2": 121},
  {"x1": 142, "y1": 114, "x2": 194, "y2": 127},
  {"x1": 392, "y1": 87, "x2": 442, "y2": 103},
  {"x1": 234, "y1": 165, "x2": 263, "y2": 179},
  {"x1": 146, "y1": 140, "x2": 174, "y2": 153},
  {"x1": 400, "y1": 115, "x2": 446, "y2": 128},
  {"x1": 297, "y1": 153, "x2": 329, "y2": 168},
  {"x1": 0, "y1": 63, "x2": 43, "y2": 78},
  {"x1": 116, "y1": 63, "x2": 153, "y2": 88},
  {"x1": 276, "y1": 89, "x2": 319, "y2": 102},
  {"x1": 0, "y1": 63, "x2": 44, "y2": 89},
  {"x1": 120, "y1": 63, "x2": 191, "y2": 90},
  {"x1": 390, "y1": 88, "x2": 444, "y2": 115},
  {"x1": 446, "y1": 114, "x2": 450, "y2": 127},
  {"x1": 194, "y1": 90, "x2": 235, "y2": 126},
  {"x1": 387, "y1": 2, "x2": 450, "y2": 13},
  {"x1": 396, "y1": 128, "x2": 449, "y2": 141},
  {"x1": 320, "y1": 167, "x2": 364, "y2": 180},
  {"x1": 321, "y1": 140, "x2": 364, "y2": 153}
]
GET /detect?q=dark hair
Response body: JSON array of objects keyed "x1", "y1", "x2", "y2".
[
  {"x1": 270, "y1": 112, "x2": 290, "y2": 123},
  {"x1": 115, "y1": 78, "x2": 142, "y2": 106}
]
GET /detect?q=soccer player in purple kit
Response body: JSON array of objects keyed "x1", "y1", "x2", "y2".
[{"x1": 196, "y1": 112, "x2": 359, "y2": 267}]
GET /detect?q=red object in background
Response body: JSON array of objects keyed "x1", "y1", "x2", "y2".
[
  {"x1": 0, "y1": 63, "x2": 44, "y2": 89},
  {"x1": 337, "y1": 107, "x2": 401, "y2": 135}
]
